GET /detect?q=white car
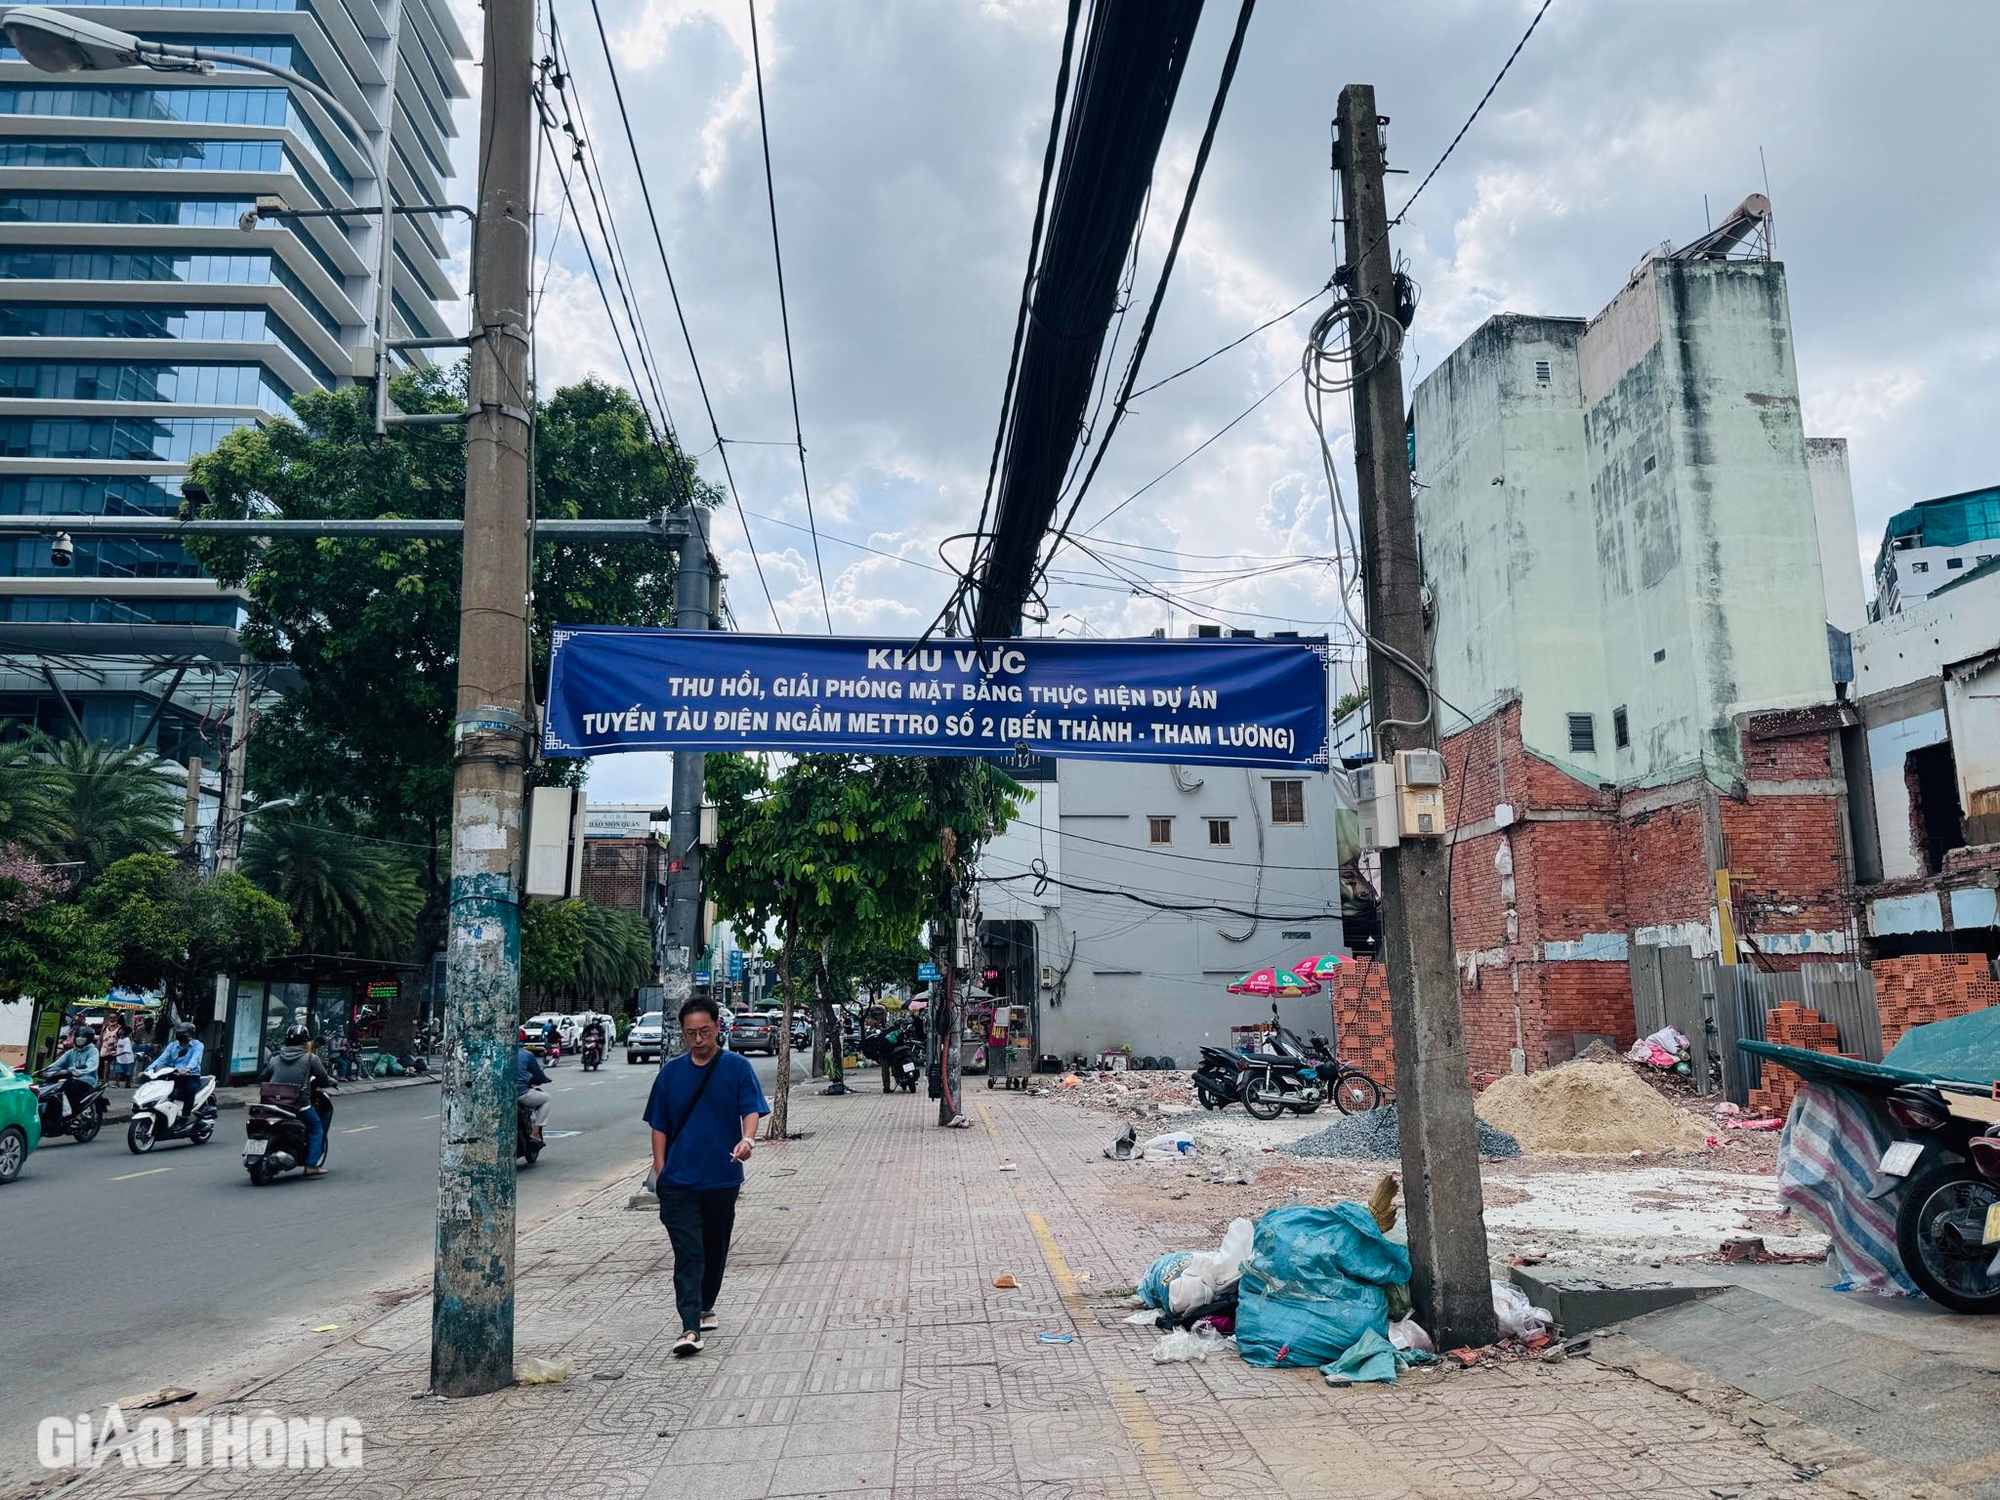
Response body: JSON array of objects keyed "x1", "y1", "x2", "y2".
[
  {"x1": 627, "y1": 1012, "x2": 665, "y2": 1064},
  {"x1": 525, "y1": 1012, "x2": 584, "y2": 1050}
]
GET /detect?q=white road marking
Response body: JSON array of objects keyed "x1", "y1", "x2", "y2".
[
  {"x1": 112, "y1": 1167, "x2": 173, "y2": 1182},
  {"x1": 342, "y1": 1125, "x2": 379, "y2": 1134}
]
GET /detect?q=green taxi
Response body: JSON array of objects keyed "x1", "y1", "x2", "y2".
[{"x1": 0, "y1": 1059, "x2": 41, "y2": 1184}]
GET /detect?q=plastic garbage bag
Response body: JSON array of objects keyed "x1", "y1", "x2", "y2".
[
  {"x1": 1167, "y1": 1217, "x2": 1254, "y2": 1315},
  {"x1": 1106, "y1": 1123, "x2": 1140, "y2": 1160},
  {"x1": 1137, "y1": 1251, "x2": 1194, "y2": 1311},
  {"x1": 1152, "y1": 1322, "x2": 1227, "y2": 1363},
  {"x1": 514, "y1": 1355, "x2": 574, "y2": 1385},
  {"x1": 1491, "y1": 1281, "x2": 1553, "y2": 1341},
  {"x1": 1319, "y1": 1326, "x2": 1399, "y2": 1385},
  {"x1": 1387, "y1": 1316, "x2": 1434, "y2": 1354},
  {"x1": 1235, "y1": 1203, "x2": 1412, "y2": 1369},
  {"x1": 1142, "y1": 1131, "x2": 1197, "y2": 1156}
]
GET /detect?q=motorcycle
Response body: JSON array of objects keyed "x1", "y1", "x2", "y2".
[
  {"x1": 1193, "y1": 1007, "x2": 1384, "y2": 1119},
  {"x1": 581, "y1": 1034, "x2": 605, "y2": 1072},
  {"x1": 128, "y1": 1064, "x2": 217, "y2": 1153},
  {"x1": 516, "y1": 1100, "x2": 543, "y2": 1166},
  {"x1": 243, "y1": 1081, "x2": 336, "y2": 1185},
  {"x1": 32, "y1": 1067, "x2": 107, "y2": 1144},
  {"x1": 1886, "y1": 1084, "x2": 2000, "y2": 1314}
]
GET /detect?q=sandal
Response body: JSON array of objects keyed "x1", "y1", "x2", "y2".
[
  {"x1": 699, "y1": 1312, "x2": 718, "y2": 1332},
  {"x1": 673, "y1": 1331, "x2": 704, "y2": 1358}
]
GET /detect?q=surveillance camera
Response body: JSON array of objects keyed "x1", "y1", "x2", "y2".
[
  {"x1": 237, "y1": 206, "x2": 260, "y2": 233},
  {"x1": 50, "y1": 532, "x2": 75, "y2": 568}
]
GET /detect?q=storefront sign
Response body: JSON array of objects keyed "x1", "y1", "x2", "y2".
[
  {"x1": 365, "y1": 980, "x2": 400, "y2": 1002},
  {"x1": 544, "y1": 629, "x2": 1330, "y2": 771}
]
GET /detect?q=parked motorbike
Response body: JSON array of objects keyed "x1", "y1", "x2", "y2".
[
  {"x1": 243, "y1": 1081, "x2": 336, "y2": 1185},
  {"x1": 517, "y1": 1100, "x2": 543, "y2": 1166},
  {"x1": 32, "y1": 1066, "x2": 107, "y2": 1144},
  {"x1": 127, "y1": 1064, "x2": 217, "y2": 1153},
  {"x1": 1193, "y1": 1009, "x2": 1383, "y2": 1119},
  {"x1": 1886, "y1": 1084, "x2": 2000, "y2": 1313}
]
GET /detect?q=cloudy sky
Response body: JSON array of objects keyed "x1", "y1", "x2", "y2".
[{"x1": 442, "y1": 0, "x2": 2000, "y2": 800}]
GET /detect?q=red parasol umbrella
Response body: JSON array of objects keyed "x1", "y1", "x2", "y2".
[{"x1": 1226, "y1": 966, "x2": 1323, "y2": 997}]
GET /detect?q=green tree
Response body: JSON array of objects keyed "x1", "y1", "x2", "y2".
[
  {"x1": 241, "y1": 819, "x2": 423, "y2": 959},
  {"x1": 520, "y1": 900, "x2": 585, "y2": 1010},
  {"x1": 0, "y1": 843, "x2": 113, "y2": 1006},
  {"x1": 182, "y1": 371, "x2": 716, "y2": 1054},
  {"x1": 28, "y1": 732, "x2": 179, "y2": 882},
  {"x1": 0, "y1": 742, "x2": 58, "y2": 845},
  {"x1": 87, "y1": 854, "x2": 295, "y2": 1031},
  {"x1": 705, "y1": 753, "x2": 1018, "y2": 1137},
  {"x1": 519, "y1": 899, "x2": 653, "y2": 1011}
]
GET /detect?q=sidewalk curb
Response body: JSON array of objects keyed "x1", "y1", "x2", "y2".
[{"x1": 103, "y1": 1073, "x2": 442, "y2": 1113}]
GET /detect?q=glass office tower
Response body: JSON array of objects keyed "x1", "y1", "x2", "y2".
[{"x1": 0, "y1": 0, "x2": 468, "y2": 759}]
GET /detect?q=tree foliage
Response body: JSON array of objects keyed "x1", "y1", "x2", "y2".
[
  {"x1": 21, "y1": 732, "x2": 179, "y2": 882},
  {"x1": 86, "y1": 853, "x2": 295, "y2": 1020},
  {"x1": 705, "y1": 753, "x2": 1019, "y2": 1135},
  {"x1": 0, "y1": 842, "x2": 113, "y2": 1005},
  {"x1": 241, "y1": 818, "x2": 423, "y2": 959},
  {"x1": 519, "y1": 898, "x2": 654, "y2": 1011},
  {"x1": 0, "y1": 742, "x2": 58, "y2": 846}
]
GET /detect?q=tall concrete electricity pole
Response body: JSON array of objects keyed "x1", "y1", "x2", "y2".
[
  {"x1": 660, "y1": 510, "x2": 714, "y2": 1034},
  {"x1": 431, "y1": 0, "x2": 535, "y2": 1398},
  {"x1": 1335, "y1": 84, "x2": 1497, "y2": 1349}
]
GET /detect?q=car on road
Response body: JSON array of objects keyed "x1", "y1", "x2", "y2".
[
  {"x1": 627, "y1": 1012, "x2": 666, "y2": 1064},
  {"x1": 0, "y1": 1060, "x2": 42, "y2": 1184},
  {"x1": 525, "y1": 1012, "x2": 583, "y2": 1050},
  {"x1": 728, "y1": 1012, "x2": 779, "y2": 1056}
]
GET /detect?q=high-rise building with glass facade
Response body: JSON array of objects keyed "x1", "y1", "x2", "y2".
[{"x1": 0, "y1": 0, "x2": 468, "y2": 764}]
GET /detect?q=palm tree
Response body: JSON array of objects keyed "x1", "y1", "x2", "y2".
[
  {"x1": 0, "y1": 739, "x2": 58, "y2": 847},
  {"x1": 31, "y1": 733, "x2": 179, "y2": 882},
  {"x1": 241, "y1": 818, "x2": 422, "y2": 959},
  {"x1": 570, "y1": 901, "x2": 654, "y2": 1007}
]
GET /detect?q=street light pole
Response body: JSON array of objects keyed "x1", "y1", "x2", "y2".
[{"x1": 430, "y1": 0, "x2": 534, "y2": 1399}]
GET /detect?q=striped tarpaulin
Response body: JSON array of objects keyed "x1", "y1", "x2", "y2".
[{"x1": 1776, "y1": 1081, "x2": 1920, "y2": 1296}]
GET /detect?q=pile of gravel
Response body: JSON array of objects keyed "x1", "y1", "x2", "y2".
[{"x1": 1283, "y1": 1104, "x2": 1522, "y2": 1161}]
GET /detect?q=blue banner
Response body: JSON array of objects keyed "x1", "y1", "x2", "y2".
[{"x1": 543, "y1": 628, "x2": 1330, "y2": 770}]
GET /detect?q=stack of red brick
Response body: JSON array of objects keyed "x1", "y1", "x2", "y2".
[
  {"x1": 1332, "y1": 959, "x2": 1396, "y2": 1085},
  {"x1": 1871, "y1": 953, "x2": 1997, "y2": 1050},
  {"x1": 1747, "y1": 1003, "x2": 1841, "y2": 1120}
]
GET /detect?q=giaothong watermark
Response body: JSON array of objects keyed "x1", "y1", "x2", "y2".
[{"x1": 38, "y1": 1407, "x2": 363, "y2": 1471}]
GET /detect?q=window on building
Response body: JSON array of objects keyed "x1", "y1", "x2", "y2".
[
  {"x1": 1207, "y1": 818, "x2": 1232, "y2": 847},
  {"x1": 1653, "y1": 648, "x2": 1667, "y2": 663},
  {"x1": 1946, "y1": 557, "x2": 1964, "y2": 570},
  {"x1": 1533, "y1": 358, "x2": 1551, "y2": 385},
  {"x1": 1147, "y1": 816, "x2": 1172, "y2": 845},
  {"x1": 1613, "y1": 706, "x2": 1630, "y2": 749},
  {"x1": 1910, "y1": 561, "x2": 1930, "y2": 573},
  {"x1": 1269, "y1": 780, "x2": 1305, "y2": 825},
  {"x1": 1643, "y1": 454, "x2": 1658, "y2": 474},
  {"x1": 1567, "y1": 713, "x2": 1596, "y2": 754}
]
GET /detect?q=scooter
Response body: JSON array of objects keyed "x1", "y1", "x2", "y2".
[
  {"x1": 516, "y1": 1100, "x2": 543, "y2": 1166},
  {"x1": 128, "y1": 1063, "x2": 217, "y2": 1153},
  {"x1": 1886, "y1": 1084, "x2": 2000, "y2": 1314},
  {"x1": 581, "y1": 1034, "x2": 604, "y2": 1071},
  {"x1": 244, "y1": 1081, "x2": 335, "y2": 1185},
  {"x1": 32, "y1": 1067, "x2": 107, "y2": 1144}
]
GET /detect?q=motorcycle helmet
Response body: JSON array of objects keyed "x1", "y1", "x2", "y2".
[
  {"x1": 175, "y1": 1022, "x2": 197, "y2": 1040},
  {"x1": 283, "y1": 1024, "x2": 312, "y2": 1047},
  {"x1": 73, "y1": 1026, "x2": 96, "y2": 1045}
]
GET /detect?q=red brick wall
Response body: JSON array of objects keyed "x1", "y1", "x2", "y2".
[
  {"x1": 1871, "y1": 953, "x2": 1997, "y2": 1050},
  {"x1": 1621, "y1": 802, "x2": 1711, "y2": 933},
  {"x1": 1743, "y1": 732, "x2": 1835, "y2": 782},
  {"x1": 1330, "y1": 959, "x2": 1396, "y2": 1084}
]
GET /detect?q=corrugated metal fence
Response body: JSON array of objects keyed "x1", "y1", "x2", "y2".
[{"x1": 1630, "y1": 949, "x2": 1879, "y2": 1105}]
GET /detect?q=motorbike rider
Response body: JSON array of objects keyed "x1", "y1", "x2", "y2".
[
  {"x1": 48, "y1": 1025, "x2": 100, "y2": 1121},
  {"x1": 260, "y1": 1024, "x2": 336, "y2": 1177},
  {"x1": 151, "y1": 1022, "x2": 205, "y2": 1124},
  {"x1": 580, "y1": 1017, "x2": 606, "y2": 1061},
  {"x1": 516, "y1": 1042, "x2": 552, "y2": 1141}
]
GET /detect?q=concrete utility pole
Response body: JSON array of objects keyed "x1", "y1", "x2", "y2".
[
  {"x1": 431, "y1": 0, "x2": 535, "y2": 1399},
  {"x1": 1335, "y1": 84, "x2": 1497, "y2": 1348},
  {"x1": 660, "y1": 510, "x2": 715, "y2": 1036},
  {"x1": 213, "y1": 665, "x2": 253, "y2": 874}
]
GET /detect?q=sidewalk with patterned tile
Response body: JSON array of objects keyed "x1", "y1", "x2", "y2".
[{"x1": 27, "y1": 1083, "x2": 1875, "y2": 1500}]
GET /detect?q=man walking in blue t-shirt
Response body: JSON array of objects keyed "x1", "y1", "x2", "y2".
[{"x1": 643, "y1": 995, "x2": 769, "y2": 1357}]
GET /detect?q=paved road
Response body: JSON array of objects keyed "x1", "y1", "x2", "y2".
[{"x1": 2, "y1": 1050, "x2": 781, "y2": 1474}]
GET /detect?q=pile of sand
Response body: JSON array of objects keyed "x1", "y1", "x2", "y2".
[{"x1": 1476, "y1": 1055, "x2": 1710, "y2": 1156}]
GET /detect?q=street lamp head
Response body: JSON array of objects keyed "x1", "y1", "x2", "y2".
[{"x1": 0, "y1": 6, "x2": 146, "y2": 72}]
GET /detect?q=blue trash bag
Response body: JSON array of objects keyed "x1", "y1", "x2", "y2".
[
  {"x1": 1235, "y1": 1202, "x2": 1412, "y2": 1368},
  {"x1": 1138, "y1": 1251, "x2": 1193, "y2": 1311}
]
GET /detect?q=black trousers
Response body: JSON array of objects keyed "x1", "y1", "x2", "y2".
[{"x1": 657, "y1": 1184, "x2": 740, "y2": 1334}]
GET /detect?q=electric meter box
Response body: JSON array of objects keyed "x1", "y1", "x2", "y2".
[
  {"x1": 1352, "y1": 763, "x2": 1401, "y2": 850},
  {"x1": 1395, "y1": 749, "x2": 1447, "y2": 838}
]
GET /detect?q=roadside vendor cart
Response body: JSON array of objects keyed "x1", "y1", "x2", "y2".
[{"x1": 985, "y1": 1004, "x2": 1033, "y2": 1090}]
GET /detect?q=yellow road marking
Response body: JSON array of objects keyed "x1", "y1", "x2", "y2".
[
  {"x1": 341, "y1": 1125, "x2": 378, "y2": 1134},
  {"x1": 1024, "y1": 1209, "x2": 1195, "y2": 1499},
  {"x1": 111, "y1": 1167, "x2": 172, "y2": 1182},
  {"x1": 976, "y1": 1102, "x2": 1000, "y2": 1141}
]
